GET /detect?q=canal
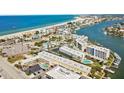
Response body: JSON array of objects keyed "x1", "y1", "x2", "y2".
[{"x1": 76, "y1": 20, "x2": 124, "y2": 79}]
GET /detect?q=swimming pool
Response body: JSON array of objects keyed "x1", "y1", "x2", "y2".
[{"x1": 82, "y1": 59, "x2": 93, "y2": 64}]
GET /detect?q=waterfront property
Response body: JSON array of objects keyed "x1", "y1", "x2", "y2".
[
  {"x1": 74, "y1": 35, "x2": 110, "y2": 61},
  {"x1": 86, "y1": 45, "x2": 110, "y2": 61},
  {"x1": 75, "y1": 35, "x2": 88, "y2": 51},
  {"x1": 104, "y1": 22, "x2": 124, "y2": 37},
  {"x1": 0, "y1": 15, "x2": 123, "y2": 79}
]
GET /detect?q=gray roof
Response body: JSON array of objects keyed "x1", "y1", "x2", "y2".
[{"x1": 25, "y1": 64, "x2": 42, "y2": 73}]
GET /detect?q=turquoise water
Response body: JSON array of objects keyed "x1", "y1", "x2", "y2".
[
  {"x1": 76, "y1": 20, "x2": 124, "y2": 79},
  {"x1": 0, "y1": 15, "x2": 76, "y2": 35},
  {"x1": 0, "y1": 15, "x2": 124, "y2": 78},
  {"x1": 82, "y1": 60, "x2": 93, "y2": 64}
]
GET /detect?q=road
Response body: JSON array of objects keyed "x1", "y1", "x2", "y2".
[{"x1": 0, "y1": 56, "x2": 28, "y2": 79}]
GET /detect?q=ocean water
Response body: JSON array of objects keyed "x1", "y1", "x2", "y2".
[
  {"x1": 0, "y1": 15, "x2": 76, "y2": 35},
  {"x1": 0, "y1": 15, "x2": 124, "y2": 79}
]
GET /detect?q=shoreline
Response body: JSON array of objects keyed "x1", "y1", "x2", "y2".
[
  {"x1": 103, "y1": 21, "x2": 124, "y2": 37},
  {"x1": 0, "y1": 17, "x2": 81, "y2": 39},
  {"x1": 0, "y1": 15, "x2": 122, "y2": 79},
  {"x1": 76, "y1": 19, "x2": 123, "y2": 78},
  {"x1": 103, "y1": 28, "x2": 124, "y2": 38},
  {"x1": 104, "y1": 30, "x2": 124, "y2": 37}
]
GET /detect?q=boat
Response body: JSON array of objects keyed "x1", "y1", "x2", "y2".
[{"x1": 104, "y1": 31, "x2": 107, "y2": 35}]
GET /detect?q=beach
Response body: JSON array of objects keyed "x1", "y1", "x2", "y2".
[{"x1": 0, "y1": 17, "x2": 82, "y2": 39}]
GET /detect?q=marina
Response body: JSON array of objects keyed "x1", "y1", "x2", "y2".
[{"x1": 0, "y1": 15, "x2": 123, "y2": 79}]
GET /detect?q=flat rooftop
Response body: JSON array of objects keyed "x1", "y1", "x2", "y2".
[
  {"x1": 59, "y1": 46, "x2": 85, "y2": 57},
  {"x1": 88, "y1": 44, "x2": 110, "y2": 52},
  {"x1": 25, "y1": 64, "x2": 42, "y2": 73},
  {"x1": 38, "y1": 51, "x2": 91, "y2": 75},
  {"x1": 46, "y1": 66, "x2": 81, "y2": 79}
]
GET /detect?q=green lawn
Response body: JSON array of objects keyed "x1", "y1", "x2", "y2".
[
  {"x1": 105, "y1": 53, "x2": 115, "y2": 67},
  {"x1": 94, "y1": 71, "x2": 105, "y2": 79}
]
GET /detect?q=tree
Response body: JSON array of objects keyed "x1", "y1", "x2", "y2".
[
  {"x1": 35, "y1": 31, "x2": 39, "y2": 35},
  {"x1": 23, "y1": 34, "x2": 27, "y2": 38}
]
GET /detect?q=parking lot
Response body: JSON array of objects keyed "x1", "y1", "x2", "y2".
[{"x1": 0, "y1": 66, "x2": 13, "y2": 79}]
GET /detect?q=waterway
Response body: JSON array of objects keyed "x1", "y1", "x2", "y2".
[
  {"x1": 0, "y1": 15, "x2": 124, "y2": 79},
  {"x1": 76, "y1": 20, "x2": 124, "y2": 79}
]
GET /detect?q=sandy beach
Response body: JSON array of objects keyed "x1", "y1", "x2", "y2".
[{"x1": 0, "y1": 17, "x2": 82, "y2": 39}]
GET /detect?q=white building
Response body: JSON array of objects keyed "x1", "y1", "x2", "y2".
[
  {"x1": 86, "y1": 45, "x2": 110, "y2": 61},
  {"x1": 59, "y1": 46, "x2": 85, "y2": 61},
  {"x1": 46, "y1": 66, "x2": 81, "y2": 79},
  {"x1": 72, "y1": 34, "x2": 82, "y2": 39},
  {"x1": 38, "y1": 51, "x2": 91, "y2": 75},
  {"x1": 75, "y1": 35, "x2": 88, "y2": 51}
]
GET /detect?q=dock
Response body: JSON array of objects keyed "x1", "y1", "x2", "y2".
[
  {"x1": 105, "y1": 68, "x2": 115, "y2": 74},
  {"x1": 113, "y1": 52, "x2": 121, "y2": 66}
]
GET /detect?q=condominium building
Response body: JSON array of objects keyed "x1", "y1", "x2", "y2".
[
  {"x1": 86, "y1": 45, "x2": 110, "y2": 61},
  {"x1": 59, "y1": 46, "x2": 85, "y2": 61},
  {"x1": 75, "y1": 35, "x2": 88, "y2": 51},
  {"x1": 38, "y1": 51, "x2": 91, "y2": 75}
]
